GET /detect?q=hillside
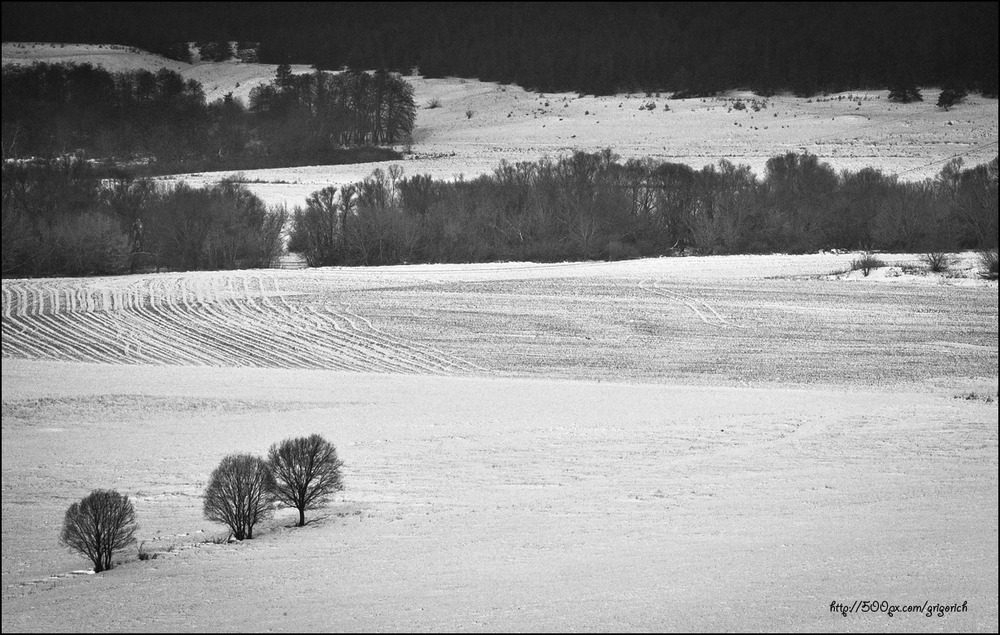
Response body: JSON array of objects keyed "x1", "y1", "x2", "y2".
[{"x1": 4, "y1": 43, "x2": 998, "y2": 209}]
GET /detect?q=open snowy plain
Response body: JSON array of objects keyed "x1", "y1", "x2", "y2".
[{"x1": 2, "y1": 44, "x2": 998, "y2": 632}]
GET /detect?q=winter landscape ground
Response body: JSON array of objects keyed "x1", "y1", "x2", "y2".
[{"x1": 2, "y1": 43, "x2": 999, "y2": 632}]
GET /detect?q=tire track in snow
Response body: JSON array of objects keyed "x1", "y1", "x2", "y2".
[{"x1": 639, "y1": 278, "x2": 744, "y2": 329}]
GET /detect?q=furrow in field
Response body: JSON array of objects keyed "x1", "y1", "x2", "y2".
[
  {"x1": 1, "y1": 319, "x2": 63, "y2": 360},
  {"x1": 28, "y1": 310, "x2": 120, "y2": 364},
  {"x1": 284, "y1": 304, "x2": 408, "y2": 373},
  {"x1": 1, "y1": 285, "x2": 13, "y2": 319},
  {"x1": 240, "y1": 294, "x2": 380, "y2": 372},
  {"x1": 190, "y1": 294, "x2": 334, "y2": 369},
  {"x1": 167, "y1": 276, "x2": 290, "y2": 367},
  {"x1": 330, "y1": 307, "x2": 453, "y2": 374},
  {"x1": 148, "y1": 283, "x2": 268, "y2": 367},
  {"x1": 342, "y1": 306, "x2": 488, "y2": 374},
  {"x1": 107, "y1": 302, "x2": 219, "y2": 366},
  {"x1": 311, "y1": 306, "x2": 437, "y2": 374},
  {"x1": 88, "y1": 296, "x2": 206, "y2": 366},
  {"x1": 119, "y1": 277, "x2": 252, "y2": 366},
  {"x1": 8, "y1": 270, "x2": 481, "y2": 374},
  {"x1": 201, "y1": 274, "x2": 381, "y2": 371}
]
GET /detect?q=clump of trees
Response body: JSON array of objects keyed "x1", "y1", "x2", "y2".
[
  {"x1": 203, "y1": 435, "x2": 346, "y2": 537},
  {"x1": 288, "y1": 152, "x2": 998, "y2": 266},
  {"x1": 2, "y1": 62, "x2": 413, "y2": 174},
  {"x1": 2, "y1": 157, "x2": 286, "y2": 277},
  {"x1": 249, "y1": 65, "x2": 416, "y2": 148},
  {"x1": 60, "y1": 489, "x2": 139, "y2": 573},
  {"x1": 60, "y1": 434, "x2": 345, "y2": 573}
]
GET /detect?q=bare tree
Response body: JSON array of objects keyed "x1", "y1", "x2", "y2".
[
  {"x1": 267, "y1": 434, "x2": 344, "y2": 527},
  {"x1": 203, "y1": 454, "x2": 275, "y2": 540},
  {"x1": 60, "y1": 489, "x2": 139, "y2": 573}
]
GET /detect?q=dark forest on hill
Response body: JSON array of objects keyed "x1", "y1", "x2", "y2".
[
  {"x1": 3, "y1": 2, "x2": 997, "y2": 97},
  {"x1": 1, "y1": 63, "x2": 412, "y2": 171}
]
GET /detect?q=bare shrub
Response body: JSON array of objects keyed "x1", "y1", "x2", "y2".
[
  {"x1": 60, "y1": 490, "x2": 139, "y2": 573},
  {"x1": 47, "y1": 213, "x2": 133, "y2": 276},
  {"x1": 851, "y1": 251, "x2": 885, "y2": 276},
  {"x1": 426, "y1": 98, "x2": 441, "y2": 109},
  {"x1": 203, "y1": 454, "x2": 275, "y2": 540},
  {"x1": 922, "y1": 252, "x2": 952, "y2": 273},
  {"x1": 979, "y1": 248, "x2": 999, "y2": 280},
  {"x1": 267, "y1": 434, "x2": 345, "y2": 527},
  {"x1": 137, "y1": 540, "x2": 157, "y2": 561}
]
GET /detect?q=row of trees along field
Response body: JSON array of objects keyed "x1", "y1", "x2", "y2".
[
  {"x1": 61, "y1": 435, "x2": 343, "y2": 573},
  {"x1": 2, "y1": 156, "x2": 286, "y2": 276},
  {"x1": 1, "y1": 63, "x2": 414, "y2": 173},
  {"x1": 289, "y1": 151, "x2": 999, "y2": 266}
]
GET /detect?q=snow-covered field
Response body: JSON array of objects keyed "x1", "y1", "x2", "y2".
[
  {"x1": 4, "y1": 43, "x2": 998, "y2": 209},
  {"x1": 2, "y1": 254, "x2": 998, "y2": 631},
  {"x1": 2, "y1": 43, "x2": 998, "y2": 632}
]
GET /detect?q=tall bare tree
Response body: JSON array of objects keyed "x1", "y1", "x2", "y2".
[
  {"x1": 60, "y1": 489, "x2": 139, "y2": 573},
  {"x1": 267, "y1": 434, "x2": 344, "y2": 527},
  {"x1": 203, "y1": 454, "x2": 275, "y2": 540}
]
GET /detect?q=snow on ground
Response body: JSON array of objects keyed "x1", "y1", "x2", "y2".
[
  {"x1": 2, "y1": 43, "x2": 998, "y2": 632},
  {"x1": 0, "y1": 42, "x2": 313, "y2": 103},
  {"x1": 2, "y1": 253, "x2": 996, "y2": 384},
  {"x1": 2, "y1": 255, "x2": 998, "y2": 631},
  {"x1": 4, "y1": 43, "x2": 998, "y2": 209}
]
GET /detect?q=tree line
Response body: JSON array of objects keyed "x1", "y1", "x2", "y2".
[
  {"x1": 2, "y1": 157, "x2": 286, "y2": 276},
  {"x1": 4, "y1": 2, "x2": 997, "y2": 98},
  {"x1": 289, "y1": 151, "x2": 999, "y2": 266},
  {"x1": 1, "y1": 62, "x2": 413, "y2": 173}
]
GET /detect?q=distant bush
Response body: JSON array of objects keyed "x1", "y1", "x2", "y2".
[
  {"x1": 922, "y1": 252, "x2": 952, "y2": 272},
  {"x1": 136, "y1": 541, "x2": 157, "y2": 561},
  {"x1": 979, "y1": 248, "x2": 999, "y2": 279},
  {"x1": 888, "y1": 84, "x2": 922, "y2": 103},
  {"x1": 203, "y1": 454, "x2": 275, "y2": 540},
  {"x1": 158, "y1": 42, "x2": 192, "y2": 63},
  {"x1": 851, "y1": 252, "x2": 886, "y2": 276},
  {"x1": 937, "y1": 87, "x2": 968, "y2": 110},
  {"x1": 60, "y1": 490, "x2": 139, "y2": 573},
  {"x1": 196, "y1": 41, "x2": 233, "y2": 62},
  {"x1": 426, "y1": 98, "x2": 442, "y2": 109}
]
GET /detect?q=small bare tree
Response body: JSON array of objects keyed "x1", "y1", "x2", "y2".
[
  {"x1": 203, "y1": 454, "x2": 275, "y2": 540},
  {"x1": 267, "y1": 434, "x2": 345, "y2": 527},
  {"x1": 60, "y1": 489, "x2": 139, "y2": 573}
]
